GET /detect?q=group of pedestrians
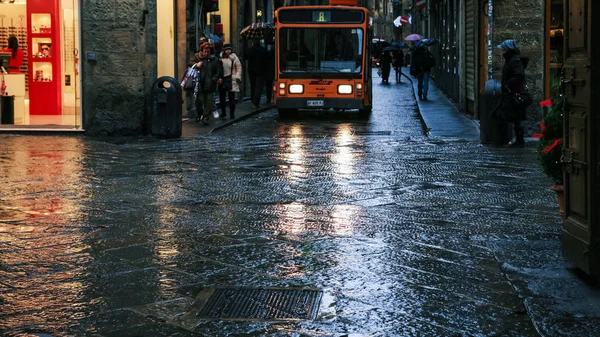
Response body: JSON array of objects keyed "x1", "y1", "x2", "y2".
[
  {"x1": 184, "y1": 37, "x2": 274, "y2": 125},
  {"x1": 379, "y1": 37, "x2": 529, "y2": 148}
]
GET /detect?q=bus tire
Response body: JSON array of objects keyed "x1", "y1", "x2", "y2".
[
  {"x1": 359, "y1": 106, "x2": 372, "y2": 116},
  {"x1": 278, "y1": 108, "x2": 297, "y2": 118}
]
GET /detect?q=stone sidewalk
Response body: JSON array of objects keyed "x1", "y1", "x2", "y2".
[{"x1": 182, "y1": 97, "x2": 274, "y2": 137}]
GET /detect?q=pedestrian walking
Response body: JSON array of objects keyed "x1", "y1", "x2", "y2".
[
  {"x1": 494, "y1": 39, "x2": 531, "y2": 147},
  {"x1": 245, "y1": 39, "x2": 268, "y2": 109},
  {"x1": 379, "y1": 50, "x2": 392, "y2": 84},
  {"x1": 392, "y1": 50, "x2": 404, "y2": 82},
  {"x1": 184, "y1": 36, "x2": 212, "y2": 117},
  {"x1": 264, "y1": 46, "x2": 275, "y2": 104},
  {"x1": 410, "y1": 45, "x2": 435, "y2": 100},
  {"x1": 218, "y1": 43, "x2": 242, "y2": 119},
  {"x1": 190, "y1": 42, "x2": 223, "y2": 124}
]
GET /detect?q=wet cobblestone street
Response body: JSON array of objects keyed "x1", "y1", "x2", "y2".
[{"x1": 1, "y1": 74, "x2": 599, "y2": 336}]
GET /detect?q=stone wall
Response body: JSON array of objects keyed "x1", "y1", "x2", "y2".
[
  {"x1": 81, "y1": 0, "x2": 156, "y2": 136},
  {"x1": 493, "y1": 0, "x2": 545, "y2": 133}
]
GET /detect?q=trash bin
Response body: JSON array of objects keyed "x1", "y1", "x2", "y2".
[
  {"x1": 479, "y1": 79, "x2": 511, "y2": 145},
  {"x1": 1, "y1": 95, "x2": 15, "y2": 125},
  {"x1": 151, "y1": 76, "x2": 182, "y2": 138}
]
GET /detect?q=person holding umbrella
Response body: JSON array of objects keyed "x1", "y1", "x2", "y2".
[
  {"x1": 245, "y1": 39, "x2": 268, "y2": 109},
  {"x1": 379, "y1": 50, "x2": 392, "y2": 84},
  {"x1": 391, "y1": 48, "x2": 404, "y2": 82},
  {"x1": 410, "y1": 41, "x2": 435, "y2": 100}
]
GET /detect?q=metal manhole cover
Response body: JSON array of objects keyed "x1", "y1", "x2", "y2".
[{"x1": 195, "y1": 287, "x2": 323, "y2": 320}]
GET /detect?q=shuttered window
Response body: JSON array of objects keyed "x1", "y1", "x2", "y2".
[{"x1": 465, "y1": 0, "x2": 476, "y2": 101}]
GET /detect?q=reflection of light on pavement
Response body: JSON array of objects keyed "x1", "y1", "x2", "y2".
[
  {"x1": 275, "y1": 202, "x2": 358, "y2": 236},
  {"x1": 276, "y1": 201, "x2": 307, "y2": 235},
  {"x1": 280, "y1": 125, "x2": 307, "y2": 182},
  {"x1": 0, "y1": 137, "x2": 91, "y2": 327},
  {"x1": 152, "y1": 178, "x2": 183, "y2": 261},
  {"x1": 328, "y1": 204, "x2": 358, "y2": 235},
  {"x1": 333, "y1": 124, "x2": 356, "y2": 177}
]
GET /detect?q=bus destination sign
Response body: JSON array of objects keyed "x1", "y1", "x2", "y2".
[
  {"x1": 278, "y1": 9, "x2": 364, "y2": 24},
  {"x1": 312, "y1": 11, "x2": 331, "y2": 23}
]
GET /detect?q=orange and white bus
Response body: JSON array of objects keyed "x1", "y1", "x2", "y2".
[{"x1": 274, "y1": 0, "x2": 372, "y2": 117}]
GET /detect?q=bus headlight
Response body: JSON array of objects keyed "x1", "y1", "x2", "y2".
[
  {"x1": 289, "y1": 84, "x2": 304, "y2": 94},
  {"x1": 355, "y1": 83, "x2": 363, "y2": 97},
  {"x1": 337, "y1": 84, "x2": 353, "y2": 94},
  {"x1": 279, "y1": 82, "x2": 286, "y2": 96}
]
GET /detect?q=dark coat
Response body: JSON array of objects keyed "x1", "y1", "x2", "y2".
[
  {"x1": 246, "y1": 43, "x2": 269, "y2": 76},
  {"x1": 411, "y1": 47, "x2": 434, "y2": 74},
  {"x1": 392, "y1": 51, "x2": 404, "y2": 68},
  {"x1": 495, "y1": 51, "x2": 528, "y2": 122},
  {"x1": 265, "y1": 48, "x2": 275, "y2": 80},
  {"x1": 189, "y1": 53, "x2": 223, "y2": 92},
  {"x1": 380, "y1": 52, "x2": 392, "y2": 71},
  {"x1": 501, "y1": 51, "x2": 526, "y2": 94}
]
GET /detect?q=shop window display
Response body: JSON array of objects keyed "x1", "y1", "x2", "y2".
[{"x1": 0, "y1": 0, "x2": 81, "y2": 127}]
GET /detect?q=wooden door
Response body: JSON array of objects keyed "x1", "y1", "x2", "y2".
[{"x1": 561, "y1": 0, "x2": 599, "y2": 275}]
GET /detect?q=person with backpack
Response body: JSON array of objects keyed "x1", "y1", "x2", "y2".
[
  {"x1": 494, "y1": 39, "x2": 531, "y2": 147},
  {"x1": 410, "y1": 44, "x2": 435, "y2": 100}
]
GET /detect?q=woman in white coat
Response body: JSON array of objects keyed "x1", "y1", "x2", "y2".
[{"x1": 218, "y1": 44, "x2": 243, "y2": 119}]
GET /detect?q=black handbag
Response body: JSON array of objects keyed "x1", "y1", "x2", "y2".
[
  {"x1": 222, "y1": 75, "x2": 233, "y2": 91},
  {"x1": 511, "y1": 91, "x2": 533, "y2": 108}
]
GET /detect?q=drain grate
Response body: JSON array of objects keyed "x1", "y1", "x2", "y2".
[{"x1": 196, "y1": 287, "x2": 323, "y2": 320}]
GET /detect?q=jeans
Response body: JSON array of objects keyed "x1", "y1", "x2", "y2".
[{"x1": 418, "y1": 71, "x2": 430, "y2": 98}]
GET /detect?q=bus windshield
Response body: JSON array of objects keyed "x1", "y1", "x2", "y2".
[{"x1": 279, "y1": 27, "x2": 363, "y2": 73}]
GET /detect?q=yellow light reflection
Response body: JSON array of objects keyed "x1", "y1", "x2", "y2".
[
  {"x1": 328, "y1": 204, "x2": 359, "y2": 235},
  {"x1": 333, "y1": 124, "x2": 357, "y2": 177},
  {"x1": 279, "y1": 125, "x2": 307, "y2": 182}
]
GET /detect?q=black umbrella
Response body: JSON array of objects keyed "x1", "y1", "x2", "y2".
[
  {"x1": 240, "y1": 22, "x2": 275, "y2": 40},
  {"x1": 382, "y1": 46, "x2": 401, "y2": 52}
]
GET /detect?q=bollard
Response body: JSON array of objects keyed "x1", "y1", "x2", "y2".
[
  {"x1": 479, "y1": 79, "x2": 512, "y2": 145},
  {"x1": 151, "y1": 76, "x2": 183, "y2": 138}
]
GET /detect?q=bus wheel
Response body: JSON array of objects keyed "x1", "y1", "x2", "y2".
[
  {"x1": 359, "y1": 106, "x2": 372, "y2": 116},
  {"x1": 279, "y1": 109, "x2": 297, "y2": 118}
]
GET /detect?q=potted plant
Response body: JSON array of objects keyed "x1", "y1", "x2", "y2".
[{"x1": 534, "y1": 79, "x2": 565, "y2": 216}]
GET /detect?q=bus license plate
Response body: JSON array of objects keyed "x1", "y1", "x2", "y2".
[{"x1": 307, "y1": 100, "x2": 324, "y2": 107}]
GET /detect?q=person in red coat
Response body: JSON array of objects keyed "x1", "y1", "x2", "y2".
[{"x1": 2, "y1": 36, "x2": 25, "y2": 73}]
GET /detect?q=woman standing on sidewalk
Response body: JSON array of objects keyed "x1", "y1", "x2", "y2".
[
  {"x1": 218, "y1": 44, "x2": 242, "y2": 119},
  {"x1": 495, "y1": 39, "x2": 530, "y2": 147}
]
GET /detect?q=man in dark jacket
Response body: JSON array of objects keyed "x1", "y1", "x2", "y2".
[
  {"x1": 190, "y1": 42, "x2": 223, "y2": 124},
  {"x1": 410, "y1": 45, "x2": 435, "y2": 100},
  {"x1": 497, "y1": 39, "x2": 528, "y2": 147},
  {"x1": 245, "y1": 39, "x2": 268, "y2": 108}
]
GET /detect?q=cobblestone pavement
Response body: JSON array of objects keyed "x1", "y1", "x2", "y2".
[{"x1": 0, "y1": 69, "x2": 599, "y2": 336}]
